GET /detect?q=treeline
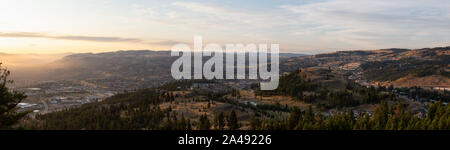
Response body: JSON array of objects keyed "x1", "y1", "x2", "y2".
[
  {"x1": 198, "y1": 111, "x2": 240, "y2": 130},
  {"x1": 255, "y1": 70, "x2": 392, "y2": 109},
  {"x1": 394, "y1": 86, "x2": 450, "y2": 103},
  {"x1": 23, "y1": 84, "x2": 448, "y2": 130},
  {"x1": 159, "y1": 79, "x2": 216, "y2": 91},
  {"x1": 255, "y1": 69, "x2": 319, "y2": 98},
  {"x1": 361, "y1": 57, "x2": 450, "y2": 81},
  {"x1": 249, "y1": 101, "x2": 449, "y2": 130},
  {"x1": 25, "y1": 89, "x2": 177, "y2": 130},
  {"x1": 20, "y1": 76, "x2": 448, "y2": 130},
  {"x1": 254, "y1": 69, "x2": 321, "y2": 102},
  {"x1": 318, "y1": 86, "x2": 393, "y2": 109},
  {"x1": 23, "y1": 82, "x2": 243, "y2": 130}
]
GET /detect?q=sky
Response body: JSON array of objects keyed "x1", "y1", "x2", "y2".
[{"x1": 0, "y1": 0, "x2": 449, "y2": 54}]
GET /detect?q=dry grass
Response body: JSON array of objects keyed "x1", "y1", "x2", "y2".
[
  {"x1": 239, "y1": 90, "x2": 311, "y2": 109},
  {"x1": 384, "y1": 75, "x2": 450, "y2": 87}
]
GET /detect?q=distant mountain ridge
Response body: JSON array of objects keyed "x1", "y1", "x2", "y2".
[
  {"x1": 48, "y1": 50, "x2": 307, "y2": 81},
  {"x1": 47, "y1": 50, "x2": 176, "y2": 81},
  {"x1": 3, "y1": 47, "x2": 448, "y2": 88},
  {"x1": 283, "y1": 46, "x2": 450, "y2": 88}
]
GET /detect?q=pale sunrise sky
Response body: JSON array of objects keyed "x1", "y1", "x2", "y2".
[{"x1": 0, "y1": 0, "x2": 449, "y2": 54}]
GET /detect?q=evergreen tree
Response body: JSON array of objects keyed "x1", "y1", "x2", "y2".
[
  {"x1": 180, "y1": 114, "x2": 187, "y2": 130},
  {"x1": 214, "y1": 112, "x2": 225, "y2": 130},
  {"x1": 288, "y1": 107, "x2": 302, "y2": 130},
  {"x1": 249, "y1": 115, "x2": 261, "y2": 130},
  {"x1": 0, "y1": 64, "x2": 28, "y2": 129},
  {"x1": 227, "y1": 110, "x2": 240, "y2": 130},
  {"x1": 198, "y1": 114, "x2": 211, "y2": 130}
]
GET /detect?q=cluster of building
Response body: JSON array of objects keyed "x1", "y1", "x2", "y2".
[{"x1": 17, "y1": 81, "x2": 118, "y2": 114}]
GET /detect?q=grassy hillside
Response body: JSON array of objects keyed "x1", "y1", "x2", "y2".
[
  {"x1": 361, "y1": 57, "x2": 450, "y2": 81},
  {"x1": 22, "y1": 78, "x2": 450, "y2": 130}
]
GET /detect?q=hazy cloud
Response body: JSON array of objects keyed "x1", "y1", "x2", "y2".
[
  {"x1": 2, "y1": 1, "x2": 449, "y2": 54},
  {"x1": 146, "y1": 40, "x2": 188, "y2": 46},
  {"x1": 130, "y1": 0, "x2": 450, "y2": 51},
  {"x1": 133, "y1": 2, "x2": 296, "y2": 33},
  {"x1": 0, "y1": 32, "x2": 142, "y2": 43},
  {"x1": 280, "y1": 0, "x2": 450, "y2": 49},
  {"x1": 0, "y1": 32, "x2": 187, "y2": 47}
]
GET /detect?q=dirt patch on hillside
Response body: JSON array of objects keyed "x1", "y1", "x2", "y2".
[{"x1": 385, "y1": 75, "x2": 450, "y2": 87}]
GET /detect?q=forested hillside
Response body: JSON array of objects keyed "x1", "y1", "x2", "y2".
[{"x1": 23, "y1": 75, "x2": 449, "y2": 130}]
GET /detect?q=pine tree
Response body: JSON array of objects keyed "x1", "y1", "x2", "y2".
[
  {"x1": 0, "y1": 64, "x2": 28, "y2": 129},
  {"x1": 214, "y1": 112, "x2": 225, "y2": 130},
  {"x1": 305, "y1": 106, "x2": 314, "y2": 123},
  {"x1": 180, "y1": 114, "x2": 187, "y2": 130},
  {"x1": 187, "y1": 119, "x2": 192, "y2": 130},
  {"x1": 249, "y1": 115, "x2": 261, "y2": 130},
  {"x1": 227, "y1": 110, "x2": 240, "y2": 130},
  {"x1": 198, "y1": 114, "x2": 211, "y2": 130},
  {"x1": 288, "y1": 107, "x2": 302, "y2": 130}
]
